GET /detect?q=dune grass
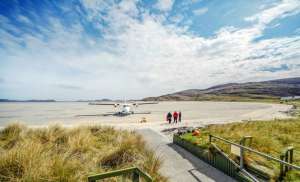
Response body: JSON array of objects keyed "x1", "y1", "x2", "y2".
[
  {"x1": 0, "y1": 122, "x2": 168, "y2": 182},
  {"x1": 179, "y1": 118, "x2": 300, "y2": 181}
]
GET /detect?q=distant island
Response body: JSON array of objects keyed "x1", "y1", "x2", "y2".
[{"x1": 0, "y1": 99, "x2": 56, "y2": 102}]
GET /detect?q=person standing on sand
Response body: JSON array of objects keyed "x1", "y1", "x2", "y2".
[
  {"x1": 167, "y1": 112, "x2": 172, "y2": 124},
  {"x1": 179, "y1": 111, "x2": 182, "y2": 122},
  {"x1": 173, "y1": 111, "x2": 178, "y2": 123}
]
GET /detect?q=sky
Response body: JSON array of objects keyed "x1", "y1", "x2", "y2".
[{"x1": 0, "y1": 0, "x2": 299, "y2": 101}]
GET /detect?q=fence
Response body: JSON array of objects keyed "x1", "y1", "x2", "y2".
[
  {"x1": 88, "y1": 167, "x2": 152, "y2": 182},
  {"x1": 174, "y1": 134, "x2": 300, "y2": 182},
  {"x1": 173, "y1": 134, "x2": 239, "y2": 180},
  {"x1": 209, "y1": 134, "x2": 300, "y2": 181}
]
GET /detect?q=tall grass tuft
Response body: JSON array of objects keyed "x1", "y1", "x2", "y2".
[{"x1": 0, "y1": 122, "x2": 168, "y2": 181}]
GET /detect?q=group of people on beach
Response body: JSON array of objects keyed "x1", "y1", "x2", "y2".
[{"x1": 167, "y1": 111, "x2": 181, "y2": 124}]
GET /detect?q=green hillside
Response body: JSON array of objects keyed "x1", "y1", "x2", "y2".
[{"x1": 143, "y1": 77, "x2": 300, "y2": 102}]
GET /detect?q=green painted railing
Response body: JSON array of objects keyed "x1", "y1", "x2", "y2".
[
  {"x1": 173, "y1": 134, "x2": 237, "y2": 179},
  {"x1": 240, "y1": 136, "x2": 252, "y2": 147},
  {"x1": 88, "y1": 167, "x2": 152, "y2": 182},
  {"x1": 280, "y1": 146, "x2": 294, "y2": 176},
  {"x1": 173, "y1": 134, "x2": 273, "y2": 182}
]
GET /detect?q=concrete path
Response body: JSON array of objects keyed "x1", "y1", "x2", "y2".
[{"x1": 139, "y1": 128, "x2": 237, "y2": 182}]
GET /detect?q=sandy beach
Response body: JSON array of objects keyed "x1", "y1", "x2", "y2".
[{"x1": 0, "y1": 101, "x2": 292, "y2": 136}]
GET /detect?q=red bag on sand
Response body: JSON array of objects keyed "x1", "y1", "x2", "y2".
[{"x1": 166, "y1": 117, "x2": 168, "y2": 121}]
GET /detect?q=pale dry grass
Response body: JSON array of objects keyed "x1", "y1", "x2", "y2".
[
  {"x1": 0, "y1": 121, "x2": 168, "y2": 181},
  {"x1": 181, "y1": 118, "x2": 300, "y2": 181}
]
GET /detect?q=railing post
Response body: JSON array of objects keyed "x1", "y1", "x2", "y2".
[
  {"x1": 287, "y1": 147, "x2": 294, "y2": 171},
  {"x1": 240, "y1": 136, "x2": 252, "y2": 147},
  {"x1": 280, "y1": 154, "x2": 284, "y2": 176},
  {"x1": 87, "y1": 167, "x2": 151, "y2": 182},
  {"x1": 240, "y1": 148, "x2": 244, "y2": 169},
  {"x1": 280, "y1": 148, "x2": 287, "y2": 176},
  {"x1": 285, "y1": 152, "x2": 288, "y2": 172},
  {"x1": 290, "y1": 149, "x2": 293, "y2": 171},
  {"x1": 133, "y1": 172, "x2": 139, "y2": 182},
  {"x1": 229, "y1": 143, "x2": 231, "y2": 159},
  {"x1": 280, "y1": 146, "x2": 294, "y2": 176}
]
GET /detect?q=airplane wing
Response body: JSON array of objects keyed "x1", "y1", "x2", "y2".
[
  {"x1": 133, "y1": 102, "x2": 159, "y2": 105},
  {"x1": 88, "y1": 103, "x2": 119, "y2": 105}
]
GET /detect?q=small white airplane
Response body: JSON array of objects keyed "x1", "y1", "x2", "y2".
[{"x1": 88, "y1": 97, "x2": 158, "y2": 116}]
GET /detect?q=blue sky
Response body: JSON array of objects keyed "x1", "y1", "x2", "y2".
[{"x1": 0, "y1": 0, "x2": 299, "y2": 100}]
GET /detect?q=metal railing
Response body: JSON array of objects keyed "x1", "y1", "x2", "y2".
[
  {"x1": 209, "y1": 134, "x2": 300, "y2": 182},
  {"x1": 88, "y1": 167, "x2": 152, "y2": 182}
]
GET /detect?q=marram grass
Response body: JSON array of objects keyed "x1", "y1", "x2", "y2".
[
  {"x1": 0, "y1": 122, "x2": 169, "y2": 182},
  {"x1": 179, "y1": 118, "x2": 300, "y2": 182}
]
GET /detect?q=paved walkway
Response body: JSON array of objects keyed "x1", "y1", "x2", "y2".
[{"x1": 139, "y1": 128, "x2": 237, "y2": 182}]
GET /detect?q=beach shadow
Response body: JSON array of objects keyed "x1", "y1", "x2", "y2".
[
  {"x1": 159, "y1": 123, "x2": 173, "y2": 126},
  {"x1": 75, "y1": 112, "x2": 152, "y2": 118},
  {"x1": 75, "y1": 113, "x2": 126, "y2": 117},
  {"x1": 188, "y1": 169, "x2": 202, "y2": 182}
]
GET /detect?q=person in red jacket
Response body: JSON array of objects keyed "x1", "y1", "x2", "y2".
[{"x1": 173, "y1": 111, "x2": 178, "y2": 123}]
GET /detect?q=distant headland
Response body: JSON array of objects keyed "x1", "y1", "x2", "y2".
[{"x1": 0, "y1": 99, "x2": 56, "y2": 102}]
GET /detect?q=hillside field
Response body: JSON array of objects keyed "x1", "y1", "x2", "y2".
[{"x1": 143, "y1": 77, "x2": 300, "y2": 102}]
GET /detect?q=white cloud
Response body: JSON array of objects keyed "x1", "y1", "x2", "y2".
[
  {"x1": 72, "y1": 23, "x2": 84, "y2": 32},
  {"x1": 153, "y1": 0, "x2": 175, "y2": 11},
  {"x1": 260, "y1": 5, "x2": 266, "y2": 9},
  {"x1": 183, "y1": 19, "x2": 193, "y2": 26},
  {"x1": 55, "y1": 84, "x2": 84, "y2": 89},
  {"x1": 181, "y1": 6, "x2": 190, "y2": 11},
  {"x1": 223, "y1": 8, "x2": 236, "y2": 17},
  {"x1": 193, "y1": 7, "x2": 208, "y2": 16},
  {"x1": 169, "y1": 14, "x2": 184, "y2": 23},
  {"x1": 59, "y1": 5, "x2": 72, "y2": 12},
  {"x1": 93, "y1": 23, "x2": 103, "y2": 29},
  {"x1": 268, "y1": 23, "x2": 281, "y2": 28},
  {"x1": 1, "y1": 0, "x2": 300, "y2": 100},
  {"x1": 27, "y1": 10, "x2": 39, "y2": 19},
  {"x1": 294, "y1": 28, "x2": 300, "y2": 34},
  {"x1": 0, "y1": 15, "x2": 9, "y2": 24},
  {"x1": 75, "y1": 5, "x2": 84, "y2": 15},
  {"x1": 180, "y1": 0, "x2": 202, "y2": 7},
  {"x1": 79, "y1": 0, "x2": 110, "y2": 12},
  {"x1": 0, "y1": 15, "x2": 21, "y2": 33},
  {"x1": 245, "y1": 0, "x2": 300, "y2": 26},
  {"x1": 17, "y1": 15, "x2": 32, "y2": 25}
]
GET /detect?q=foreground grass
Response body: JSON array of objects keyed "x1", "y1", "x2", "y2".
[
  {"x1": 179, "y1": 118, "x2": 300, "y2": 181},
  {"x1": 0, "y1": 122, "x2": 168, "y2": 181}
]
